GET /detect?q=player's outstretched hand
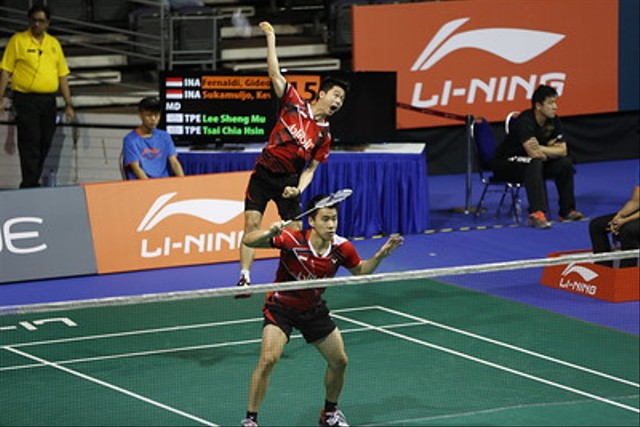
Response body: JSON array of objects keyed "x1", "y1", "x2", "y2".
[
  {"x1": 259, "y1": 21, "x2": 274, "y2": 35},
  {"x1": 379, "y1": 236, "x2": 404, "y2": 258}
]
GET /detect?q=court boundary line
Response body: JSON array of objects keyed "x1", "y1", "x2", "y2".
[
  {"x1": 0, "y1": 321, "x2": 426, "y2": 372},
  {"x1": 331, "y1": 312, "x2": 640, "y2": 414},
  {"x1": 0, "y1": 306, "x2": 379, "y2": 349},
  {"x1": 4, "y1": 346, "x2": 220, "y2": 426},
  {"x1": 2, "y1": 304, "x2": 638, "y2": 426},
  {"x1": 376, "y1": 305, "x2": 640, "y2": 388},
  {"x1": 3, "y1": 304, "x2": 637, "y2": 390}
]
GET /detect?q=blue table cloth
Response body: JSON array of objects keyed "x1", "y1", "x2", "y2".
[{"x1": 178, "y1": 148, "x2": 429, "y2": 237}]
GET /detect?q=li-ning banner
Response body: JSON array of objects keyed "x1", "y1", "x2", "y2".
[
  {"x1": 353, "y1": 0, "x2": 618, "y2": 128},
  {"x1": 84, "y1": 172, "x2": 279, "y2": 274}
]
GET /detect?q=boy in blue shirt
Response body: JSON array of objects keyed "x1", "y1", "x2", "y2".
[{"x1": 122, "y1": 96, "x2": 184, "y2": 180}]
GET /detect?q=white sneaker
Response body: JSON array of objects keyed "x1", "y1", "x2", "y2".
[
  {"x1": 319, "y1": 409, "x2": 349, "y2": 427},
  {"x1": 234, "y1": 275, "x2": 252, "y2": 299},
  {"x1": 240, "y1": 417, "x2": 258, "y2": 427}
]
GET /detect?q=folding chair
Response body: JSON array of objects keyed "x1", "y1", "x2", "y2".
[
  {"x1": 505, "y1": 110, "x2": 520, "y2": 134},
  {"x1": 472, "y1": 117, "x2": 523, "y2": 223}
]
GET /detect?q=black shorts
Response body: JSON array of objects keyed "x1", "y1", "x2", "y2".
[
  {"x1": 262, "y1": 301, "x2": 337, "y2": 343},
  {"x1": 245, "y1": 165, "x2": 301, "y2": 220}
]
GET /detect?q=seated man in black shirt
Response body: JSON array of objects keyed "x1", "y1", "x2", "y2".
[{"x1": 493, "y1": 84, "x2": 583, "y2": 229}]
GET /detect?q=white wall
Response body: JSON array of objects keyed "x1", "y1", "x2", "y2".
[{"x1": 0, "y1": 112, "x2": 138, "y2": 189}]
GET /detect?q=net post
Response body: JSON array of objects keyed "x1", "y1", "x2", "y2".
[{"x1": 464, "y1": 114, "x2": 474, "y2": 214}]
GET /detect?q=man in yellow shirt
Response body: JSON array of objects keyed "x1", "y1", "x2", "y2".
[{"x1": 0, "y1": 4, "x2": 75, "y2": 188}]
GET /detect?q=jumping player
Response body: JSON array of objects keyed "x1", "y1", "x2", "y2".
[
  {"x1": 235, "y1": 21, "x2": 349, "y2": 292},
  {"x1": 240, "y1": 195, "x2": 404, "y2": 427}
]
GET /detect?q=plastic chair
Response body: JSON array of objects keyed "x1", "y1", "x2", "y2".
[{"x1": 472, "y1": 117, "x2": 523, "y2": 223}]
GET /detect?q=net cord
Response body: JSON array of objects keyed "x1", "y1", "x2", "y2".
[{"x1": 1, "y1": 249, "x2": 637, "y2": 316}]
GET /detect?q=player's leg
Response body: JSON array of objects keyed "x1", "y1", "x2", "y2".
[
  {"x1": 246, "y1": 324, "x2": 288, "y2": 412},
  {"x1": 240, "y1": 209, "x2": 263, "y2": 274},
  {"x1": 314, "y1": 328, "x2": 349, "y2": 426},
  {"x1": 238, "y1": 168, "x2": 271, "y2": 288},
  {"x1": 314, "y1": 328, "x2": 348, "y2": 402}
]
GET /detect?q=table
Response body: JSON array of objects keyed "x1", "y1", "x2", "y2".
[{"x1": 177, "y1": 143, "x2": 429, "y2": 237}]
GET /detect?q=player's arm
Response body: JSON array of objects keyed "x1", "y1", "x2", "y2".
[
  {"x1": 283, "y1": 159, "x2": 320, "y2": 198},
  {"x1": 259, "y1": 21, "x2": 286, "y2": 99},
  {"x1": 243, "y1": 221, "x2": 285, "y2": 248},
  {"x1": 349, "y1": 236, "x2": 404, "y2": 276}
]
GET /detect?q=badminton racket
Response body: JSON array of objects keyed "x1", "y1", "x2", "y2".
[{"x1": 283, "y1": 188, "x2": 353, "y2": 225}]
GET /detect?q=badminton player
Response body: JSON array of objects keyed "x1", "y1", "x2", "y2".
[
  {"x1": 240, "y1": 195, "x2": 403, "y2": 427},
  {"x1": 235, "y1": 21, "x2": 349, "y2": 292}
]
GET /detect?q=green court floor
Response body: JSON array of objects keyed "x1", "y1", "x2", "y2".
[{"x1": 1, "y1": 278, "x2": 638, "y2": 426}]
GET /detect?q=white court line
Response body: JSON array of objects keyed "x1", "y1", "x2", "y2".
[
  {"x1": 2, "y1": 305, "x2": 380, "y2": 349},
  {"x1": 331, "y1": 312, "x2": 640, "y2": 414},
  {"x1": 0, "y1": 321, "x2": 425, "y2": 372},
  {"x1": 376, "y1": 305, "x2": 640, "y2": 388},
  {"x1": 4, "y1": 346, "x2": 220, "y2": 426}
]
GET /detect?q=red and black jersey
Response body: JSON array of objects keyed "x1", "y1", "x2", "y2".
[
  {"x1": 256, "y1": 84, "x2": 332, "y2": 174},
  {"x1": 266, "y1": 229, "x2": 361, "y2": 311}
]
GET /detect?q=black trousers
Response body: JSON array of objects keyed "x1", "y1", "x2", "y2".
[
  {"x1": 12, "y1": 91, "x2": 57, "y2": 188},
  {"x1": 493, "y1": 157, "x2": 577, "y2": 217},
  {"x1": 589, "y1": 213, "x2": 640, "y2": 268}
]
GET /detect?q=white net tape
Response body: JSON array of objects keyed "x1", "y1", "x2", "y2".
[{"x1": 1, "y1": 249, "x2": 637, "y2": 315}]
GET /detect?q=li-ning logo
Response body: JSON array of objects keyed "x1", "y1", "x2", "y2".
[
  {"x1": 137, "y1": 192, "x2": 245, "y2": 258},
  {"x1": 558, "y1": 263, "x2": 599, "y2": 295},
  {"x1": 411, "y1": 17, "x2": 565, "y2": 71},
  {"x1": 409, "y1": 18, "x2": 566, "y2": 108},
  {"x1": 138, "y1": 192, "x2": 243, "y2": 231}
]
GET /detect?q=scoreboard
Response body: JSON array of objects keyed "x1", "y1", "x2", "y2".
[{"x1": 159, "y1": 71, "x2": 397, "y2": 147}]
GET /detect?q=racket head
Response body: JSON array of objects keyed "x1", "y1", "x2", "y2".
[{"x1": 315, "y1": 188, "x2": 353, "y2": 209}]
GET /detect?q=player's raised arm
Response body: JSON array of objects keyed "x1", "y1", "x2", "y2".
[
  {"x1": 350, "y1": 236, "x2": 404, "y2": 276},
  {"x1": 259, "y1": 21, "x2": 286, "y2": 98},
  {"x1": 243, "y1": 220, "x2": 285, "y2": 248}
]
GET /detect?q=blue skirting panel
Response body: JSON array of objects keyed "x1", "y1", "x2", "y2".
[{"x1": 177, "y1": 147, "x2": 430, "y2": 238}]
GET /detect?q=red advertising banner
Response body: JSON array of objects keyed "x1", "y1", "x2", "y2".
[
  {"x1": 353, "y1": 0, "x2": 618, "y2": 128},
  {"x1": 540, "y1": 250, "x2": 639, "y2": 303},
  {"x1": 84, "y1": 172, "x2": 279, "y2": 274}
]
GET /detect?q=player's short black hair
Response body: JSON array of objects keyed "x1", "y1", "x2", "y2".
[
  {"x1": 138, "y1": 96, "x2": 162, "y2": 113},
  {"x1": 531, "y1": 84, "x2": 558, "y2": 109},
  {"x1": 307, "y1": 194, "x2": 339, "y2": 219},
  {"x1": 320, "y1": 77, "x2": 349, "y2": 95},
  {"x1": 28, "y1": 3, "x2": 51, "y2": 20}
]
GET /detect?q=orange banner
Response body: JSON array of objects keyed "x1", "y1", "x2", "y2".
[
  {"x1": 540, "y1": 250, "x2": 639, "y2": 303},
  {"x1": 353, "y1": 0, "x2": 618, "y2": 128},
  {"x1": 84, "y1": 172, "x2": 279, "y2": 274}
]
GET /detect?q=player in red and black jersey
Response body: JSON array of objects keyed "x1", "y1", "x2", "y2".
[
  {"x1": 240, "y1": 195, "x2": 403, "y2": 427},
  {"x1": 236, "y1": 21, "x2": 349, "y2": 291}
]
